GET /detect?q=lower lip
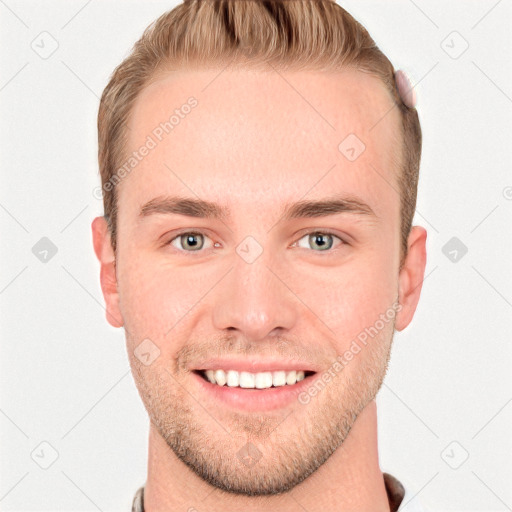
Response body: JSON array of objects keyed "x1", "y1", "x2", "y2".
[{"x1": 191, "y1": 371, "x2": 320, "y2": 412}]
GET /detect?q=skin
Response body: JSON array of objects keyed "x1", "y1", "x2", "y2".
[{"x1": 92, "y1": 66, "x2": 427, "y2": 511}]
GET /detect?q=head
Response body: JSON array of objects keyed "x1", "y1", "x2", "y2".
[{"x1": 92, "y1": 0, "x2": 426, "y2": 497}]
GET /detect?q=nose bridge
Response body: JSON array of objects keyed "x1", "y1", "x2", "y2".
[{"x1": 211, "y1": 240, "x2": 297, "y2": 341}]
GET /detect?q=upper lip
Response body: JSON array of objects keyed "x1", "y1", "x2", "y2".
[{"x1": 190, "y1": 358, "x2": 320, "y2": 373}]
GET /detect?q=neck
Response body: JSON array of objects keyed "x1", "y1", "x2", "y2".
[{"x1": 143, "y1": 399, "x2": 389, "y2": 512}]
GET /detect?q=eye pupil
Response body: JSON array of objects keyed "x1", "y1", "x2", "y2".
[{"x1": 309, "y1": 233, "x2": 333, "y2": 251}]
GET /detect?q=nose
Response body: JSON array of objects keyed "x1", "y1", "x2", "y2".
[{"x1": 211, "y1": 250, "x2": 299, "y2": 342}]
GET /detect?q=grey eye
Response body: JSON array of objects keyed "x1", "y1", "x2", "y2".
[
  {"x1": 171, "y1": 232, "x2": 209, "y2": 251},
  {"x1": 297, "y1": 232, "x2": 340, "y2": 251}
]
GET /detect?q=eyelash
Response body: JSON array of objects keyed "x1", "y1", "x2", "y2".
[{"x1": 165, "y1": 229, "x2": 347, "y2": 255}]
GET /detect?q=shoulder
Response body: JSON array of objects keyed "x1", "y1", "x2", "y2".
[
  {"x1": 384, "y1": 472, "x2": 432, "y2": 512},
  {"x1": 131, "y1": 486, "x2": 145, "y2": 512}
]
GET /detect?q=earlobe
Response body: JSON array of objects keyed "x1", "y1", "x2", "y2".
[
  {"x1": 91, "y1": 216, "x2": 124, "y2": 328},
  {"x1": 395, "y1": 226, "x2": 427, "y2": 332}
]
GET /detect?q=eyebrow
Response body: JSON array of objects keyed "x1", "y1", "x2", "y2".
[
  {"x1": 281, "y1": 195, "x2": 377, "y2": 221},
  {"x1": 138, "y1": 194, "x2": 377, "y2": 222},
  {"x1": 139, "y1": 196, "x2": 230, "y2": 221}
]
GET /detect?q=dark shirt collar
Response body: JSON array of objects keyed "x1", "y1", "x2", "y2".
[{"x1": 132, "y1": 472, "x2": 405, "y2": 512}]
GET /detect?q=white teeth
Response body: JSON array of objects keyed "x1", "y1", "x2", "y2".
[
  {"x1": 239, "y1": 371, "x2": 255, "y2": 388},
  {"x1": 201, "y1": 369, "x2": 310, "y2": 388},
  {"x1": 226, "y1": 370, "x2": 239, "y2": 387},
  {"x1": 272, "y1": 370, "x2": 286, "y2": 387},
  {"x1": 255, "y1": 372, "x2": 273, "y2": 389},
  {"x1": 285, "y1": 370, "x2": 297, "y2": 385},
  {"x1": 214, "y1": 369, "x2": 226, "y2": 386}
]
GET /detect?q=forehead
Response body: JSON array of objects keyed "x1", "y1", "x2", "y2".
[{"x1": 120, "y1": 67, "x2": 401, "y2": 221}]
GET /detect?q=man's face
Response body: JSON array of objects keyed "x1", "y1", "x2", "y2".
[{"x1": 109, "y1": 67, "x2": 408, "y2": 495}]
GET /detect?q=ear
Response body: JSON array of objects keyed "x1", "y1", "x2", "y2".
[
  {"x1": 91, "y1": 216, "x2": 124, "y2": 328},
  {"x1": 395, "y1": 226, "x2": 427, "y2": 331}
]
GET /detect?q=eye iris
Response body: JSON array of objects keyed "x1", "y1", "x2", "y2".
[
  {"x1": 181, "y1": 233, "x2": 203, "y2": 251},
  {"x1": 309, "y1": 233, "x2": 333, "y2": 251}
]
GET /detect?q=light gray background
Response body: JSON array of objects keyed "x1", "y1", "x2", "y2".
[{"x1": 1, "y1": 1, "x2": 511, "y2": 511}]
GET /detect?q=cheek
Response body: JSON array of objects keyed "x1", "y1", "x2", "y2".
[
  {"x1": 116, "y1": 251, "x2": 212, "y2": 353},
  {"x1": 288, "y1": 246, "x2": 397, "y2": 349},
  {"x1": 116, "y1": 253, "x2": 181, "y2": 337}
]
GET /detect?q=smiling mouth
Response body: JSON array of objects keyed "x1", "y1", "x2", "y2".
[{"x1": 192, "y1": 369, "x2": 316, "y2": 389}]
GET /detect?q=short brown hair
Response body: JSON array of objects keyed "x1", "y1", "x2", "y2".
[{"x1": 98, "y1": 0, "x2": 421, "y2": 267}]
